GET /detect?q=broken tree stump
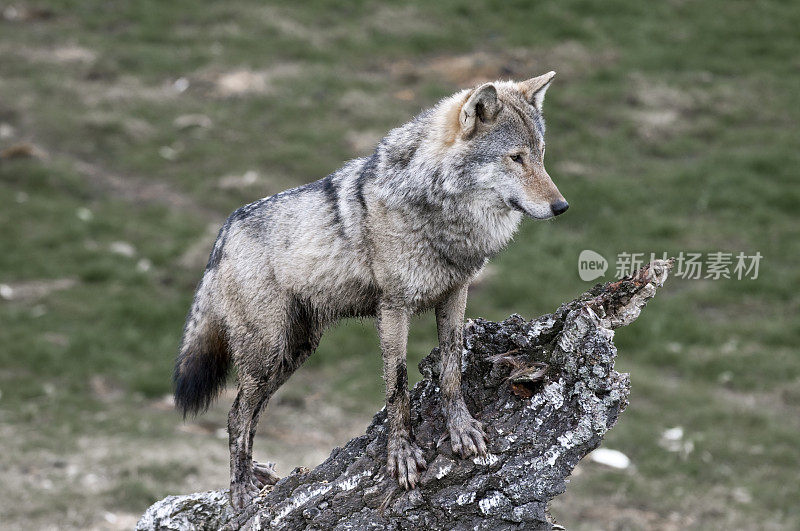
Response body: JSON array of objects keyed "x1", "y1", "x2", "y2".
[{"x1": 137, "y1": 260, "x2": 673, "y2": 530}]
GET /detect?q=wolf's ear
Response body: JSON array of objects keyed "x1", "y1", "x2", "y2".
[
  {"x1": 519, "y1": 71, "x2": 556, "y2": 111},
  {"x1": 460, "y1": 83, "x2": 501, "y2": 137}
]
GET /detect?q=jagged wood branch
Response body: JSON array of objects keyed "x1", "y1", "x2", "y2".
[{"x1": 137, "y1": 260, "x2": 673, "y2": 530}]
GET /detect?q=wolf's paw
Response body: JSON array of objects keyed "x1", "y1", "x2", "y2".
[
  {"x1": 386, "y1": 435, "x2": 427, "y2": 490},
  {"x1": 252, "y1": 460, "x2": 280, "y2": 486},
  {"x1": 447, "y1": 409, "x2": 487, "y2": 459},
  {"x1": 229, "y1": 477, "x2": 260, "y2": 510}
]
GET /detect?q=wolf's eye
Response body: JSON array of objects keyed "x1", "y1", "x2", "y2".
[{"x1": 510, "y1": 154, "x2": 524, "y2": 164}]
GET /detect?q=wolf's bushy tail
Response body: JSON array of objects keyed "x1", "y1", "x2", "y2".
[{"x1": 173, "y1": 286, "x2": 230, "y2": 418}]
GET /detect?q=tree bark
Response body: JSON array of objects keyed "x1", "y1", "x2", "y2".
[{"x1": 137, "y1": 260, "x2": 673, "y2": 531}]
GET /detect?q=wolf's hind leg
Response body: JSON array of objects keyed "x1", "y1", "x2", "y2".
[
  {"x1": 228, "y1": 374, "x2": 271, "y2": 508},
  {"x1": 247, "y1": 316, "x2": 322, "y2": 487},
  {"x1": 247, "y1": 393, "x2": 279, "y2": 488},
  {"x1": 228, "y1": 312, "x2": 323, "y2": 508}
]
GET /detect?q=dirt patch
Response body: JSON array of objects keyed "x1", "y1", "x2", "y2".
[
  {"x1": 389, "y1": 42, "x2": 618, "y2": 88},
  {"x1": 0, "y1": 141, "x2": 48, "y2": 160},
  {"x1": 556, "y1": 160, "x2": 592, "y2": 178},
  {"x1": 173, "y1": 114, "x2": 213, "y2": 130},
  {"x1": 90, "y1": 375, "x2": 125, "y2": 403},
  {"x1": 337, "y1": 88, "x2": 393, "y2": 119},
  {"x1": 628, "y1": 78, "x2": 690, "y2": 139},
  {"x1": 1, "y1": 3, "x2": 54, "y2": 22},
  {"x1": 217, "y1": 169, "x2": 264, "y2": 190},
  {"x1": 6, "y1": 43, "x2": 98, "y2": 64},
  {"x1": 59, "y1": 75, "x2": 182, "y2": 107},
  {"x1": 214, "y1": 70, "x2": 270, "y2": 96},
  {"x1": 0, "y1": 277, "x2": 77, "y2": 301},
  {"x1": 0, "y1": 368, "x2": 373, "y2": 529},
  {"x1": 626, "y1": 74, "x2": 719, "y2": 140},
  {"x1": 186, "y1": 63, "x2": 304, "y2": 98}
]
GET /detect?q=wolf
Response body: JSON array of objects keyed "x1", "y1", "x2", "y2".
[{"x1": 173, "y1": 72, "x2": 568, "y2": 509}]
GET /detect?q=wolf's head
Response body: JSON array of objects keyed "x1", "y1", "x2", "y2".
[{"x1": 434, "y1": 72, "x2": 568, "y2": 219}]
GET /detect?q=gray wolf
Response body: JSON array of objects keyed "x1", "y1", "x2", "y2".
[{"x1": 173, "y1": 72, "x2": 568, "y2": 508}]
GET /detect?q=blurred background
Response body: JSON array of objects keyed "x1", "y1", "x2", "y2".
[{"x1": 1, "y1": 1, "x2": 798, "y2": 529}]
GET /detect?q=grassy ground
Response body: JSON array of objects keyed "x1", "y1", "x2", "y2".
[{"x1": 1, "y1": 0, "x2": 798, "y2": 528}]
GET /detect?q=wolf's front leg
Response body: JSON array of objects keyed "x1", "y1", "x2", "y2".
[
  {"x1": 378, "y1": 305, "x2": 427, "y2": 489},
  {"x1": 436, "y1": 284, "x2": 487, "y2": 458}
]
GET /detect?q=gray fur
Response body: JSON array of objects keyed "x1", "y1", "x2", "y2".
[{"x1": 173, "y1": 75, "x2": 568, "y2": 508}]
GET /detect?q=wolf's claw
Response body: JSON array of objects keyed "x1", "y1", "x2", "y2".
[
  {"x1": 252, "y1": 460, "x2": 280, "y2": 486},
  {"x1": 229, "y1": 477, "x2": 260, "y2": 510},
  {"x1": 387, "y1": 436, "x2": 427, "y2": 489},
  {"x1": 448, "y1": 409, "x2": 487, "y2": 459},
  {"x1": 229, "y1": 461, "x2": 278, "y2": 509}
]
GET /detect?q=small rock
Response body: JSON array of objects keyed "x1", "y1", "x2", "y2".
[
  {"x1": 662, "y1": 426, "x2": 683, "y2": 441},
  {"x1": 0, "y1": 123, "x2": 15, "y2": 139},
  {"x1": 174, "y1": 114, "x2": 213, "y2": 129},
  {"x1": 659, "y1": 426, "x2": 684, "y2": 452},
  {"x1": 76, "y1": 207, "x2": 94, "y2": 222},
  {"x1": 588, "y1": 448, "x2": 630, "y2": 469},
  {"x1": 660, "y1": 426, "x2": 694, "y2": 457},
  {"x1": 136, "y1": 258, "x2": 153, "y2": 272},
  {"x1": 732, "y1": 487, "x2": 752, "y2": 504},
  {"x1": 159, "y1": 146, "x2": 178, "y2": 161},
  {"x1": 218, "y1": 170, "x2": 261, "y2": 189},
  {"x1": 173, "y1": 77, "x2": 190, "y2": 93},
  {"x1": 109, "y1": 241, "x2": 136, "y2": 257},
  {"x1": 0, "y1": 284, "x2": 13, "y2": 300}
]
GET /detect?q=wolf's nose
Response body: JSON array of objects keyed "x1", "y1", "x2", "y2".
[{"x1": 551, "y1": 200, "x2": 569, "y2": 216}]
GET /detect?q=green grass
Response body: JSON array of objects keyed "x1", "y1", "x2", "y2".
[{"x1": 1, "y1": 0, "x2": 798, "y2": 528}]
